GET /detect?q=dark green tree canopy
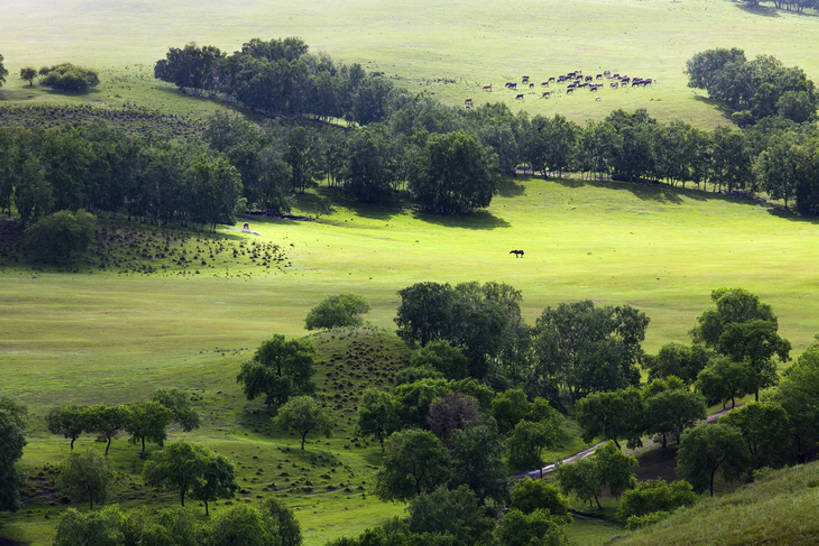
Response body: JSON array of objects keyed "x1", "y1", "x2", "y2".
[
  {"x1": 152, "y1": 388, "x2": 201, "y2": 432},
  {"x1": 0, "y1": 398, "x2": 27, "y2": 512},
  {"x1": 676, "y1": 423, "x2": 750, "y2": 496},
  {"x1": 25, "y1": 209, "x2": 97, "y2": 264},
  {"x1": 237, "y1": 335, "x2": 316, "y2": 410},
  {"x1": 575, "y1": 387, "x2": 644, "y2": 449},
  {"x1": 0, "y1": 53, "x2": 7, "y2": 86},
  {"x1": 274, "y1": 395, "x2": 333, "y2": 450},
  {"x1": 304, "y1": 294, "x2": 370, "y2": 330},
  {"x1": 39, "y1": 63, "x2": 100, "y2": 93},
  {"x1": 57, "y1": 450, "x2": 112, "y2": 510},
  {"x1": 510, "y1": 477, "x2": 569, "y2": 516},
  {"x1": 374, "y1": 429, "x2": 449, "y2": 500}
]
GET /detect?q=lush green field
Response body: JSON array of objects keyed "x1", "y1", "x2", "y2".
[
  {"x1": 2, "y1": 0, "x2": 818, "y2": 127},
  {"x1": 2, "y1": 177, "x2": 818, "y2": 543}
]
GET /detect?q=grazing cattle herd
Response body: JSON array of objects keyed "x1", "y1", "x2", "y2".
[{"x1": 469, "y1": 68, "x2": 655, "y2": 107}]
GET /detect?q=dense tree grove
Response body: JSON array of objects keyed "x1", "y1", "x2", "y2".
[{"x1": 38, "y1": 63, "x2": 100, "y2": 93}]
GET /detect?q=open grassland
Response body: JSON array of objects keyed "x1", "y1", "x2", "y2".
[
  {"x1": 1, "y1": 0, "x2": 818, "y2": 127},
  {"x1": 1, "y1": 178, "x2": 818, "y2": 543}
]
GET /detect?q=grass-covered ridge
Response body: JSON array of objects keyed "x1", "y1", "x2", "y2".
[
  {"x1": 620, "y1": 461, "x2": 819, "y2": 545},
  {"x1": 2, "y1": 0, "x2": 818, "y2": 127}
]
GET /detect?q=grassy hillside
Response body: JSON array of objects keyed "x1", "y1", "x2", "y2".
[
  {"x1": 2, "y1": 0, "x2": 818, "y2": 127},
  {"x1": 620, "y1": 461, "x2": 819, "y2": 545},
  {"x1": 1, "y1": 177, "x2": 817, "y2": 543}
]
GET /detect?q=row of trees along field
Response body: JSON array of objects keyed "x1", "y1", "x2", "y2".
[
  {"x1": 1, "y1": 43, "x2": 818, "y2": 228},
  {"x1": 2, "y1": 286, "x2": 817, "y2": 543},
  {"x1": 741, "y1": 0, "x2": 819, "y2": 14}
]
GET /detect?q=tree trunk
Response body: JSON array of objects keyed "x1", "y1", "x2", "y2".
[
  {"x1": 754, "y1": 389, "x2": 759, "y2": 402},
  {"x1": 105, "y1": 436, "x2": 112, "y2": 457},
  {"x1": 710, "y1": 468, "x2": 716, "y2": 496},
  {"x1": 301, "y1": 432, "x2": 307, "y2": 450},
  {"x1": 141, "y1": 437, "x2": 146, "y2": 458},
  {"x1": 595, "y1": 495, "x2": 602, "y2": 509},
  {"x1": 180, "y1": 489, "x2": 185, "y2": 507},
  {"x1": 613, "y1": 438, "x2": 621, "y2": 450},
  {"x1": 661, "y1": 432, "x2": 667, "y2": 449},
  {"x1": 204, "y1": 498, "x2": 209, "y2": 517},
  {"x1": 70, "y1": 437, "x2": 76, "y2": 451}
]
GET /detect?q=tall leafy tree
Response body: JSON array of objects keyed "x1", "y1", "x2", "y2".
[
  {"x1": 645, "y1": 342, "x2": 710, "y2": 384},
  {"x1": 46, "y1": 405, "x2": 90, "y2": 451},
  {"x1": 407, "y1": 485, "x2": 495, "y2": 545},
  {"x1": 374, "y1": 429, "x2": 449, "y2": 500},
  {"x1": 236, "y1": 335, "x2": 316, "y2": 410},
  {"x1": 85, "y1": 405, "x2": 129, "y2": 456},
  {"x1": 448, "y1": 417, "x2": 508, "y2": 503},
  {"x1": 770, "y1": 342, "x2": 819, "y2": 462},
  {"x1": 56, "y1": 450, "x2": 112, "y2": 510},
  {"x1": 723, "y1": 401, "x2": 791, "y2": 468},
  {"x1": 0, "y1": 398, "x2": 27, "y2": 512},
  {"x1": 643, "y1": 388, "x2": 705, "y2": 448},
  {"x1": 192, "y1": 453, "x2": 238, "y2": 516},
  {"x1": 125, "y1": 401, "x2": 174, "y2": 458},
  {"x1": 274, "y1": 396, "x2": 333, "y2": 450},
  {"x1": 696, "y1": 356, "x2": 754, "y2": 409},
  {"x1": 357, "y1": 389, "x2": 400, "y2": 450},
  {"x1": 152, "y1": 388, "x2": 201, "y2": 432},
  {"x1": 676, "y1": 423, "x2": 750, "y2": 496},
  {"x1": 576, "y1": 387, "x2": 644, "y2": 449}
]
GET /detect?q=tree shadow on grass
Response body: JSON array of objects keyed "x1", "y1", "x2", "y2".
[
  {"x1": 692, "y1": 95, "x2": 736, "y2": 123},
  {"x1": 312, "y1": 186, "x2": 409, "y2": 221},
  {"x1": 414, "y1": 209, "x2": 510, "y2": 229},
  {"x1": 735, "y1": 3, "x2": 781, "y2": 17},
  {"x1": 496, "y1": 177, "x2": 526, "y2": 197},
  {"x1": 767, "y1": 207, "x2": 819, "y2": 225}
]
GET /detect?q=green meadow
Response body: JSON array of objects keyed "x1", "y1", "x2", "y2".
[
  {"x1": 2, "y1": 0, "x2": 818, "y2": 543},
  {"x1": 2, "y1": 177, "x2": 819, "y2": 543},
  {"x1": 2, "y1": 0, "x2": 818, "y2": 127}
]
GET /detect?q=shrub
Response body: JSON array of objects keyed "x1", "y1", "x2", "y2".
[
  {"x1": 625, "y1": 510, "x2": 671, "y2": 530},
  {"x1": 39, "y1": 63, "x2": 99, "y2": 93},
  {"x1": 25, "y1": 209, "x2": 96, "y2": 264},
  {"x1": 618, "y1": 479, "x2": 696, "y2": 519},
  {"x1": 304, "y1": 294, "x2": 370, "y2": 330}
]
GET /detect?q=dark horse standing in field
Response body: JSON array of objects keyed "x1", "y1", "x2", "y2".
[{"x1": 509, "y1": 249, "x2": 524, "y2": 258}]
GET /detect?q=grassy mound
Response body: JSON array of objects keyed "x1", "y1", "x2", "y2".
[{"x1": 620, "y1": 461, "x2": 819, "y2": 545}]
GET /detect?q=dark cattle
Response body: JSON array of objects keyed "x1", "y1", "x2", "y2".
[
  {"x1": 482, "y1": 84, "x2": 492, "y2": 91},
  {"x1": 596, "y1": 73, "x2": 603, "y2": 79},
  {"x1": 529, "y1": 83, "x2": 535, "y2": 88},
  {"x1": 558, "y1": 75, "x2": 567, "y2": 82},
  {"x1": 242, "y1": 222, "x2": 250, "y2": 231},
  {"x1": 610, "y1": 82, "x2": 619, "y2": 88},
  {"x1": 613, "y1": 73, "x2": 620, "y2": 78},
  {"x1": 541, "y1": 81, "x2": 549, "y2": 86},
  {"x1": 509, "y1": 249, "x2": 525, "y2": 258},
  {"x1": 542, "y1": 91, "x2": 551, "y2": 98},
  {"x1": 505, "y1": 81, "x2": 515, "y2": 88},
  {"x1": 566, "y1": 87, "x2": 574, "y2": 94},
  {"x1": 548, "y1": 76, "x2": 555, "y2": 82},
  {"x1": 515, "y1": 93, "x2": 524, "y2": 100},
  {"x1": 464, "y1": 98, "x2": 473, "y2": 109},
  {"x1": 604, "y1": 70, "x2": 611, "y2": 75},
  {"x1": 522, "y1": 75, "x2": 530, "y2": 83},
  {"x1": 645, "y1": 78, "x2": 653, "y2": 85}
]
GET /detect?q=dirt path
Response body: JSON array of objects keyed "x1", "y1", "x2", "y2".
[{"x1": 513, "y1": 404, "x2": 742, "y2": 481}]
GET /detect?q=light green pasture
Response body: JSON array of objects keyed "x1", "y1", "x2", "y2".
[{"x1": 1, "y1": 0, "x2": 818, "y2": 127}]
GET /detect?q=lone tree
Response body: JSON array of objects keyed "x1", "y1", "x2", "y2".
[
  {"x1": 56, "y1": 450, "x2": 112, "y2": 510},
  {"x1": 304, "y1": 294, "x2": 370, "y2": 330},
  {"x1": 676, "y1": 423, "x2": 750, "y2": 496},
  {"x1": 143, "y1": 441, "x2": 237, "y2": 514},
  {"x1": 20, "y1": 67, "x2": 37, "y2": 87},
  {"x1": 575, "y1": 387, "x2": 644, "y2": 449},
  {"x1": 506, "y1": 419, "x2": 559, "y2": 471},
  {"x1": 237, "y1": 335, "x2": 316, "y2": 410},
  {"x1": 275, "y1": 396, "x2": 333, "y2": 450},
  {"x1": 124, "y1": 401, "x2": 174, "y2": 458}
]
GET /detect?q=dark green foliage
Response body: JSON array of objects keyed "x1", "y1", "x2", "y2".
[
  {"x1": 426, "y1": 392, "x2": 479, "y2": 445},
  {"x1": 510, "y1": 478, "x2": 569, "y2": 516},
  {"x1": 0, "y1": 53, "x2": 6, "y2": 86},
  {"x1": 260, "y1": 497, "x2": 302, "y2": 546},
  {"x1": 676, "y1": 423, "x2": 751, "y2": 496},
  {"x1": 525, "y1": 113, "x2": 577, "y2": 177},
  {"x1": 407, "y1": 485, "x2": 495, "y2": 545},
  {"x1": 139, "y1": 508, "x2": 209, "y2": 546},
  {"x1": 506, "y1": 419, "x2": 559, "y2": 471},
  {"x1": 495, "y1": 508, "x2": 569, "y2": 546},
  {"x1": 575, "y1": 387, "x2": 644, "y2": 449},
  {"x1": 25, "y1": 209, "x2": 96, "y2": 263},
  {"x1": 374, "y1": 429, "x2": 449, "y2": 500},
  {"x1": 191, "y1": 453, "x2": 239, "y2": 517},
  {"x1": 409, "y1": 130, "x2": 497, "y2": 214},
  {"x1": 340, "y1": 125, "x2": 397, "y2": 204},
  {"x1": 208, "y1": 504, "x2": 279, "y2": 546},
  {"x1": 491, "y1": 388, "x2": 531, "y2": 434},
  {"x1": 356, "y1": 388, "x2": 400, "y2": 449},
  {"x1": 769, "y1": 343, "x2": 819, "y2": 461},
  {"x1": 393, "y1": 378, "x2": 453, "y2": 428},
  {"x1": 395, "y1": 281, "x2": 524, "y2": 379},
  {"x1": 124, "y1": 401, "x2": 174, "y2": 458},
  {"x1": 0, "y1": 398, "x2": 26, "y2": 512},
  {"x1": 20, "y1": 66, "x2": 36, "y2": 86},
  {"x1": 624, "y1": 510, "x2": 671, "y2": 530},
  {"x1": 592, "y1": 441, "x2": 637, "y2": 498},
  {"x1": 723, "y1": 402, "x2": 791, "y2": 468},
  {"x1": 46, "y1": 405, "x2": 90, "y2": 450},
  {"x1": 237, "y1": 335, "x2": 316, "y2": 410},
  {"x1": 57, "y1": 450, "x2": 112, "y2": 509},
  {"x1": 410, "y1": 341, "x2": 469, "y2": 380},
  {"x1": 84, "y1": 405, "x2": 128, "y2": 457},
  {"x1": 304, "y1": 294, "x2": 370, "y2": 330},
  {"x1": 686, "y1": 48, "x2": 816, "y2": 123},
  {"x1": 448, "y1": 417, "x2": 509, "y2": 503},
  {"x1": 643, "y1": 388, "x2": 706, "y2": 448},
  {"x1": 645, "y1": 343, "x2": 710, "y2": 384},
  {"x1": 696, "y1": 356, "x2": 754, "y2": 408},
  {"x1": 531, "y1": 300, "x2": 648, "y2": 401},
  {"x1": 393, "y1": 366, "x2": 444, "y2": 385},
  {"x1": 152, "y1": 389, "x2": 201, "y2": 432},
  {"x1": 39, "y1": 63, "x2": 100, "y2": 93},
  {"x1": 556, "y1": 457, "x2": 603, "y2": 509},
  {"x1": 55, "y1": 506, "x2": 138, "y2": 546},
  {"x1": 274, "y1": 395, "x2": 333, "y2": 450}
]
